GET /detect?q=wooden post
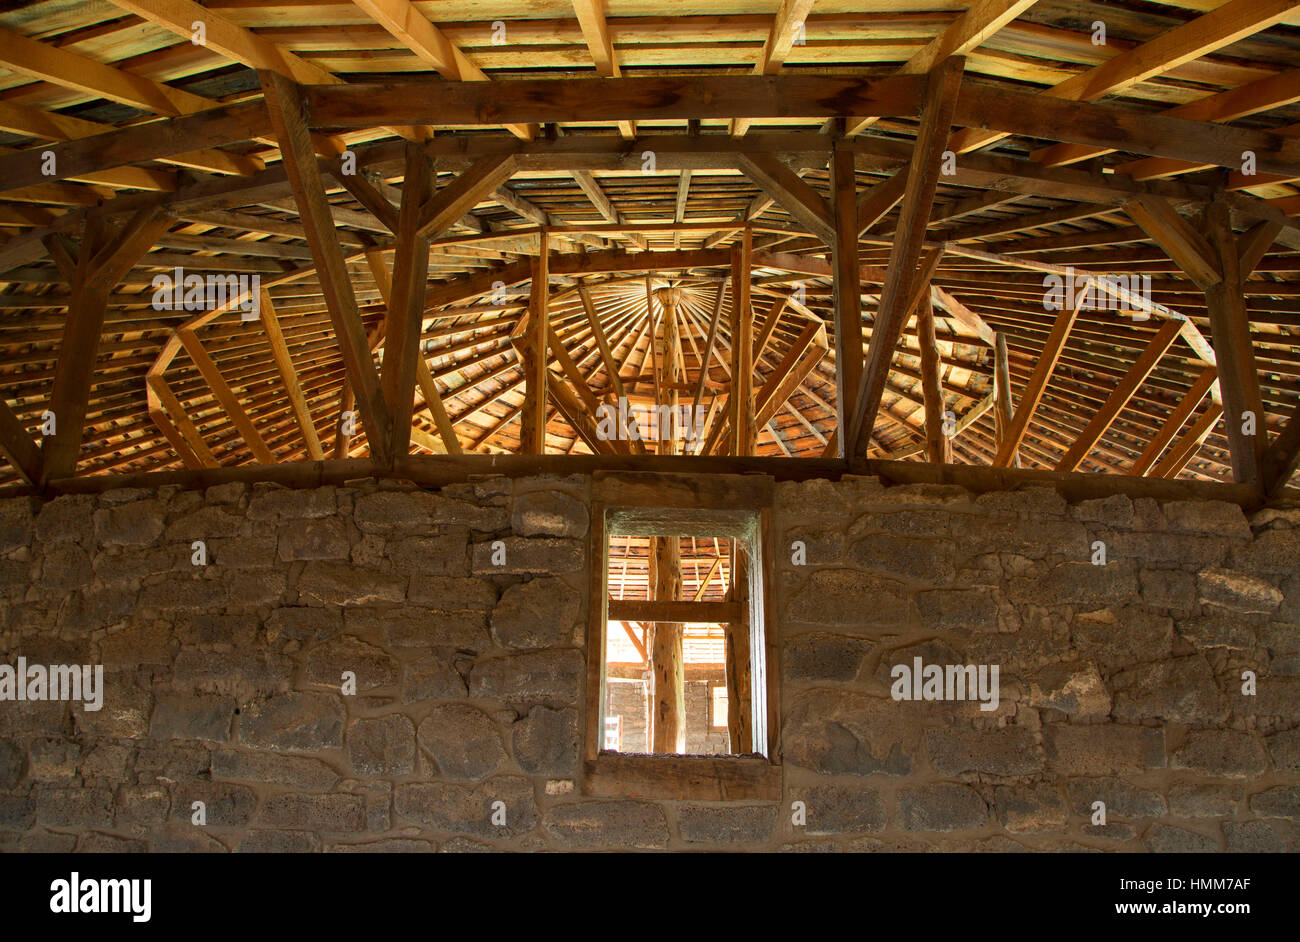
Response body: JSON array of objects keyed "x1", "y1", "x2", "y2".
[
  {"x1": 1204, "y1": 201, "x2": 1266, "y2": 488},
  {"x1": 657, "y1": 287, "x2": 683, "y2": 455},
  {"x1": 520, "y1": 231, "x2": 550, "y2": 454},
  {"x1": 730, "y1": 227, "x2": 755, "y2": 456},
  {"x1": 993, "y1": 331, "x2": 1018, "y2": 468},
  {"x1": 830, "y1": 142, "x2": 861, "y2": 457},
  {"x1": 649, "y1": 534, "x2": 684, "y2": 754},
  {"x1": 916, "y1": 285, "x2": 950, "y2": 463},
  {"x1": 725, "y1": 540, "x2": 752, "y2": 754}
]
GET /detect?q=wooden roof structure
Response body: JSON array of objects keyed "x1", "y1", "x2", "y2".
[{"x1": 1, "y1": 0, "x2": 1299, "y2": 495}]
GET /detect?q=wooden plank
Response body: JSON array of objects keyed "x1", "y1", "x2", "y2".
[
  {"x1": 735, "y1": 152, "x2": 834, "y2": 244},
  {"x1": 519, "y1": 234, "x2": 550, "y2": 454},
  {"x1": 1238, "y1": 219, "x2": 1284, "y2": 277},
  {"x1": 730, "y1": 229, "x2": 755, "y2": 456},
  {"x1": 260, "y1": 70, "x2": 392, "y2": 465},
  {"x1": 1055, "y1": 318, "x2": 1183, "y2": 472},
  {"x1": 258, "y1": 290, "x2": 323, "y2": 460},
  {"x1": 177, "y1": 329, "x2": 275, "y2": 464},
  {"x1": 725, "y1": 539, "x2": 752, "y2": 754},
  {"x1": 0, "y1": 397, "x2": 41, "y2": 485},
  {"x1": 0, "y1": 23, "x2": 216, "y2": 116},
  {"x1": 607, "y1": 599, "x2": 743, "y2": 625},
  {"x1": 383, "y1": 142, "x2": 435, "y2": 458},
  {"x1": 1036, "y1": 66, "x2": 1300, "y2": 169},
  {"x1": 753, "y1": 323, "x2": 826, "y2": 429},
  {"x1": 848, "y1": 58, "x2": 963, "y2": 456},
  {"x1": 950, "y1": 83, "x2": 1300, "y2": 176},
  {"x1": 147, "y1": 374, "x2": 219, "y2": 469},
  {"x1": 1129, "y1": 366, "x2": 1218, "y2": 477},
  {"x1": 993, "y1": 291, "x2": 1083, "y2": 467},
  {"x1": 415, "y1": 356, "x2": 463, "y2": 455},
  {"x1": 579, "y1": 284, "x2": 626, "y2": 402},
  {"x1": 931, "y1": 285, "x2": 996, "y2": 346},
  {"x1": 692, "y1": 277, "x2": 729, "y2": 414},
  {"x1": 916, "y1": 287, "x2": 950, "y2": 464},
  {"x1": 583, "y1": 754, "x2": 780, "y2": 800},
  {"x1": 752, "y1": 295, "x2": 789, "y2": 365}
]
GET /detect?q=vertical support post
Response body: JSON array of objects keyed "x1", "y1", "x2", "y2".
[
  {"x1": 730, "y1": 227, "x2": 754, "y2": 456},
  {"x1": 649, "y1": 535, "x2": 684, "y2": 755},
  {"x1": 830, "y1": 142, "x2": 861, "y2": 457},
  {"x1": 520, "y1": 231, "x2": 550, "y2": 454}
]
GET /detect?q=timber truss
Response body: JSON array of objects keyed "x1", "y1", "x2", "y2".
[{"x1": 0, "y1": 1, "x2": 1299, "y2": 499}]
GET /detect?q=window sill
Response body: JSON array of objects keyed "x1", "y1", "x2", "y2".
[{"x1": 583, "y1": 752, "x2": 781, "y2": 800}]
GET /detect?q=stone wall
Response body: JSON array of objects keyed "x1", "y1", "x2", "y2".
[{"x1": 0, "y1": 471, "x2": 1295, "y2": 852}]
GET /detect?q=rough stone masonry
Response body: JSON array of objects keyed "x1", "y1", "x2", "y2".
[{"x1": 0, "y1": 471, "x2": 1296, "y2": 852}]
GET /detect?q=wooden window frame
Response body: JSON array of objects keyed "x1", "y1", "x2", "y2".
[{"x1": 583, "y1": 472, "x2": 780, "y2": 800}]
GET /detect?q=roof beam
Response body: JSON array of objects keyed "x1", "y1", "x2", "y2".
[
  {"x1": 1129, "y1": 365, "x2": 1218, "y2": 477},
  {"x1": 1037, "y1": 66, "x2": 1300, "y2": 170},
  {"x1": 260, "y1": 70, "x2": 392, "y2": 465},
  {"x1": 572, "y1": 0, "x2": 635, "y2": 139},
  {"x1": 352, "y1": 0, "x2": 535, "y2": 140},
  {"x1": 846, "y1": 0, "x2": 1038, "y2": 135},
  {"x1": 382, "y1": 142, "x2": 436, "y2": 458},
  {"x1": 1055, "y1": 318, "x2": 1183, "y2": 473},
  {"x1": 572, "y1": 170, "x2": 648, "y2": 250},
  {"x1": 993, "y1": 291, "x2": 1083, "y2": 468},
  {"x1": 258, "y1": 290, "x2": 323, "y2": 461},
  {"x1": 0, "y1": 397, "x2": 42, "y2": 485},
  {"x1": 731, "y1": 0, "x2": 816, "y2": 138},
  {"x1": 416, "y1": 155, "x2": 517, "y2": 239},
  {"x1": 735, "y1": 152, "x2": 835, "y2": 244},
  {"x1": 849, "y1": 59, "x2": 963, "y2": 456},
  {"x1": 177, "y1": 329, "x2": 275, "y2": 465},
  {"x1": 948, "y1": 0, "x2": 1299, "y2": 154}
]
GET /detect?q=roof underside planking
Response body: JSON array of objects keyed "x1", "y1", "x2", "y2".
[{"x1": 0, "y1": 0, "x2": 1298, "y2": 493}]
